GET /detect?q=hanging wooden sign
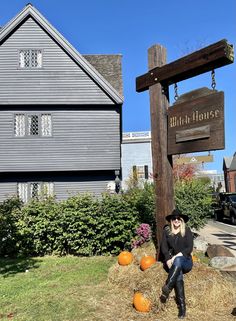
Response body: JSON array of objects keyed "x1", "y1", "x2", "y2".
[
  {"x1": 175, "y1": 154, "x2": 214, "y2": 165},
  {"x1": 167, "y1": 87, "x2": 224, "y2": 155}
]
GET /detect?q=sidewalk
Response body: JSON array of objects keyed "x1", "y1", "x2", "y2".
[{"x1": 197, "y1": 220, "x2": 236, "y2": 257}]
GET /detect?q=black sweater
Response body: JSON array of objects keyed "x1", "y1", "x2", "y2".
[{"x1": 160, "y1": 225, "x2": 193, "y2": 262}]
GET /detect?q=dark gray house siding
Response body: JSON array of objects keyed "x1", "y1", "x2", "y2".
[
  {"x1": 0, "y1": 171, "x2": 115, "y2": 200},
  {"x1": 0, "y1": 17, "x2": 115, "y2": 105},
  {"x1": 0, "y1": 4, "x2": 123, "y2": 202},
  {"x1": 0, "y1": 107, "x2": 120, "y2": 172}
]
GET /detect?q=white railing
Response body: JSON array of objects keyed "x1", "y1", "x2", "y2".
[{"x1": 123, "y1": 131, "x2": 151, "y2": 140}]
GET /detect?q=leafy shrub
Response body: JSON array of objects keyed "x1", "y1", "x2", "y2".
[
  {"x1": 59, "y1": 193, "x2": 100, "y2": 256},
  {"x1": 124, "y1": 181, "x2": 155, "y2": 228},
  {"x1": 96, "y1": 193, "x2": 139, "y2": 254},
  {"x1": 15, "y1": 197, "x2": 63, "y2": 256},
  {"x1": 11, "y1": 193, "x2": 139, "y2": 257},
  {"x1": 175, "y1": 178, "x2": 212, "y2": 230},
  {"x1": 0, "y1": 176, "x2": 212, "y2": 258},
  {"x1": 0, "y1": 197, "x2": 23, "y2": 256}
]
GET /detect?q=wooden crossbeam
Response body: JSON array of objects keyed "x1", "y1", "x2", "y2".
[{"x1": 136, "y1": 39, "x2": 234, "y2": 92}]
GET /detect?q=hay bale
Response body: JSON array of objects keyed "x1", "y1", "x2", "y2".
[
  {"x1": 108, "y1": 249, "x2": 236, "y2": 319},
  {"x1": 108, "y1": 262, "x2": 143, "y2": 290},
  {"x1": 131, "y1": 241, "x2": 156, "y2": 264},
  {"x1": 185, "y1": 264, "x2": 235, "y2": 313}
]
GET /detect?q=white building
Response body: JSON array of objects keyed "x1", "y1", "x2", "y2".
[
  {"x1": 121, "y1": 131, "x2": 152, "y2": 189},
  {"x1": 121, "y1": 131, "x2": 225, "y2": 192}
]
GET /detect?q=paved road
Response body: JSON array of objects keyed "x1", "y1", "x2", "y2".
[
  {"x1": 208, "y1": 219, "x2": 236, "y2": 235},
  {"x1": 198, "y1": 219, "x2": 236, "y2": 257}
]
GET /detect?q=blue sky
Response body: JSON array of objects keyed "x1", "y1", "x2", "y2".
[{"x1": 0, "y1": 0, "x2": 235, "y2": 173}]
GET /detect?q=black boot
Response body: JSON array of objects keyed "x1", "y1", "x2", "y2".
[
  {"x1": 160, "y1": 265, "x2": 181, "y2": 303},
  {"x1": 175, "y1": 280, "x2": 186, "y2": 319}
]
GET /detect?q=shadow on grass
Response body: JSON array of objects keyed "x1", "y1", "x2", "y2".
[{"x1": 0, "y1": 257, "x2": 42, "y2": 278}]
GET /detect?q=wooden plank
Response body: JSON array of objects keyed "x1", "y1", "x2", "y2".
[
  {"x1": 168, "y1": 90, "x2": 224, "y2": 155},
  {"x1": 148, "y1": 45, "x2": 174, "y2": 259},
  {"x1": 136, "y1": 39, "x2": 234, "y2": 92},
  {"x1": 176, "y1": 125, "x2": 210, "y2": 143},
  {"x1": 175, "y1": 155, "x2": 214, "y2": 165}
]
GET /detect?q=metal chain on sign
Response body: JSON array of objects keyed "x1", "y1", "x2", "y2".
[
  {"x1": 211, "y1": 70, "x2": 216, "y2": 90},
  {"x1": 174, "y1": 83, "x2": 179, "y2": 101}
]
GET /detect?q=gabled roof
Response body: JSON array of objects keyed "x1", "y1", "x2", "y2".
[
  {"x1": 84, "y1": 55, "x2": 123, "y2": 97},
  {"x1": 229, "y1": 156, "x2": 236, "y2": 171},
  {"x1": 0, "y1": 3, "x2": 123, "y2": 104},
  {"x1": 223, "y1": 157, "x2": 233, "y2": 170}
]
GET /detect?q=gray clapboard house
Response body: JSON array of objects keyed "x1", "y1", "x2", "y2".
[{"x1": 0, "y1": 4, "x2": 123, "y2": 202}]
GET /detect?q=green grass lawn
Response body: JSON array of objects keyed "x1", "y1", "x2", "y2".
[{"x1": 0, "y1": 255, "x2": 116, "y2": 321}]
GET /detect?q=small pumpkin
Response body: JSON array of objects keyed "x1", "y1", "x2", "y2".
[
  {"x1": 140, "y1": 255, "x2": 156, "y2": 271},
  {"x1": 118, "y1": 251, "x2": 133, "y2": 266},
  {"x1": 133, "y1": 291, "x2": 151, "y2": 312},
  {"x1": 192, "y1": 254, "x2": 199, "y2": 263}
]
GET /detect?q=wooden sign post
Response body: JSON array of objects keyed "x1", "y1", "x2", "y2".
[
  {"x1": 148, "y1": 45, "x2": 175, "y2": 258},
  {"x1": 136, "y1": 39, "x2": 234, "y2": 258}
]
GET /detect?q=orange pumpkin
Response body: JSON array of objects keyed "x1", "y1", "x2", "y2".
[
  {"x1": 192, "y1": 254, "x2": 199, "y2": 263},
  {"x1": 133, "y1": 292, "x2": 151, "y2": 312},
  {"x1": 140, "y1": 255, "x2": 156, "y2": 271},
  {"x1": 118, "y1": 251, "x2": 133, "y2": 266}
]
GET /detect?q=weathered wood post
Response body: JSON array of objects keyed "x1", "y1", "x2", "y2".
[{"x1": 148, "y1": 45, "x2": 175, "y2": 258}]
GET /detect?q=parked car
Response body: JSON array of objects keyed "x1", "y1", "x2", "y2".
[{"x1": 214, "y1": 192, "x2": 236, "y2": 225}]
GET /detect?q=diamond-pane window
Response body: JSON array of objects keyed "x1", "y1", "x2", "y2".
[
  {"x1": 41, "y1": 114, "x2": 52, "y2": 136},
  {"x1": 19, "y1": 50, "x2": 42, "y2": 68},
  {"x1": 17, "y1": 183, "x2": 28, "y2": 203},
  {"x1": 28, "y1": 115, "x2": 39, "y2": 136},
  {"x1": 42, "y1": 182, "x2": 54, "y2": 197},
  {"x1": 30, "y1": 183, "x2": 39, "y2": 199},
  {"x1": 17, "y1": 182, "x2": 54, "y2": 203},
  {"x1": 14, "y1": 114, "x2": 26, "y2": 137},
  {"x1": 14, "y1": 113, "x2": 52, "y2": 137}
]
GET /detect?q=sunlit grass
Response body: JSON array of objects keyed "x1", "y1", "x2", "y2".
[{"x1": 0, "y1": 256, "x2": 116, "y2": 321}]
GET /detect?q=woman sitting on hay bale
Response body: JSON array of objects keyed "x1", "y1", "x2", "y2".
[{"x1": 160, "y1": 208, "x2": 193, "y2": 319}]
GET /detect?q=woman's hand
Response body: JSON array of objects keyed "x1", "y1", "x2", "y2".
[
  {"x1": 175, "y1": 252, "x2": 183, "y2": 257},
  {"x1": 166, "y1": 258, "x2": 173, "y2": 269}
]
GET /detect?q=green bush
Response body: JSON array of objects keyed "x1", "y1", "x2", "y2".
[
  {"x1": 124, "y1": 181, "x2": 155, "y2": 227},
  {"x1": 96, "y1": 193, "x2": 139, "y2": 254},
  {"x1": 15, "y1": 197, "x2": 63, "y2": 256},
  {"x1": 60, "y1": 193, "x2": 139, "y2": 255},
  {"x1": 0, "y1": 197, "x2": 23, "y2": 256},
  {"x1": 59, "y1": 194, "x2": 99, "y2": 256},
  {"x1": 10, "y1": 193, "x2": 139, "y2": 257},
  {"x1": 0, "y1": 176, "x2": 212, "y2": 257},
  {"x1": 124, "y1": 177, "x2": 212, "y2": 232},
  {"x1": 175, "y1": 178, "x2": 212, "y2": 230}
]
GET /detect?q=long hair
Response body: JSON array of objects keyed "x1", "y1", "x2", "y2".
[{"x1": 170, "y1": 218, "x2": 186, "y2": 237}]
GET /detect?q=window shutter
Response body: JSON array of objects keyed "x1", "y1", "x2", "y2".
[{"x1": 144, "y1": 165, "x2": 149, "y2": 179}]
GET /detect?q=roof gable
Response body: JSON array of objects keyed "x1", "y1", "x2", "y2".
[
  {"x1": 223, "y1": 157, "x2": 232, "y2": 170},
  {"x1": 0, "y1": 4, "x2": 123, "y2": 104},
  {"x1": 230, "y1": 156, "x2": 236, "y2": 171}
]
